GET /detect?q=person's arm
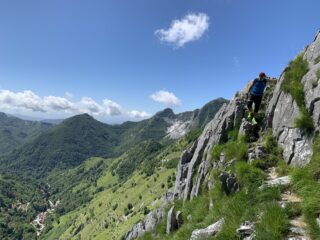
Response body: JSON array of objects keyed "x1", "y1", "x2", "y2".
[{"x1": 266, "y1": 77, "x2": 277, "y2": 84}]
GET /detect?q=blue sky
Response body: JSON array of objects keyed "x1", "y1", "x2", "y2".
[{"x1": 0, "y1": 0, "x2": 319, "y2": 123}]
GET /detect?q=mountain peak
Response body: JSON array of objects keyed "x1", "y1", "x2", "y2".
[{"x1": 154, "y1": 108, "x2": 175, "y2": 118}]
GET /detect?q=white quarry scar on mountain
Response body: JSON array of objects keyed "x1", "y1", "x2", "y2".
[{"x1": 166, "y1": 120, "x2": 191, "y2": 139}]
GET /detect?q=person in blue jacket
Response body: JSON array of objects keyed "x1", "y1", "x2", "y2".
[{"x1": 246, "y1": 72, "x2": 277, "y2": 124}]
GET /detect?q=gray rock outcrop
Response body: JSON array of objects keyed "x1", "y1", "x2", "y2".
[
  {"x1": 248, "y1": 145, "x2": 266, "y2": 163},
  {"x1": 190, "y1": 218, "x2": 225, "y2": 239},
  {"x1": 260, "y1": 176, "x2": 291, "y2": 189},
  {"x1": 173, "y1": 94, "x2": 246, "y2": 201},
  {"x1": 218, "y1": 172, "x2": 240, "y2": 195},
  {"x1": 236, "y1": 221, "x2": 255, "y2": 239},
  {"x1": 123, "y1": 208, "x2": 164, "y2": 240},
  {"x1": 166, "y1": 206, "x2": 178, "y2": 234},
  {"x1": 265, "y1": 31, "x2": 320, "y2": 166}
]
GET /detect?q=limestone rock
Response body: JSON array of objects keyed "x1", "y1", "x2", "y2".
[
  {"x1": 236, "y1": 221, "x2": 255, "y2": 239},
  {"x1": 173, "y1": 94, "x2": 246, "y2": 201},
  {"x1": 166, "y1": 206, "x2": 177, "y2": 234},
  {"x1": 248, "y1": 145, "x2": 266, "y2": 163},
  {"x1": 265, "y1": 32, "x2": 320, "y2": 166},
  {"x1": 190, "y1": 218, "x2": 225, "y2": 239},
  {"x1": 219, "y1": 172, "x2": 240, "y2": 195},
  {"x1": 176, "y1": 211, "x2": 183, "y2": 228},
  {"x1": 239, "y1": 118, "x2": 258, "y2": 141},
  {"x1": 260, "y1": 176, "x2": 290, "y2": 189},
  {"x1": 123, "y1": 208, "x2": 164, "y2": 240}
]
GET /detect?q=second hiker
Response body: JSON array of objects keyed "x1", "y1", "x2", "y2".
[{"x1": 246, "y1": 72, "x2": 277, "y2": 124}]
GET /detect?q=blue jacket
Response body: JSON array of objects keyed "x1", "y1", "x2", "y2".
[{"x1": 250, "y1": 78, "x2": 267, "y2": 96}]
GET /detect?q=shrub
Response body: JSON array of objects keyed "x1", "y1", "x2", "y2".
[
  {"x1": 127, "y1": 203, "x2": 133, "y2": 210},
  {"x1": 315, "y1": 55, "x2": 320, "y2": 64},
  {"x1": 281, "y1": 54, "x2": 309, "y2": 108},
  {"x1": 294, "y1": 108, "x2": 314, "y2": 133},
  {"x1": 143, "y1": 206, "x2": 150, "y2": 215}
]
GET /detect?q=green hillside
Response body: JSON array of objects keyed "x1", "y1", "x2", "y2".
[
  {"x1": 1, "y1": 99, "x2": 226, "y2": 179},
  {"x1": 0, "y1": 112, "x2": 53, "y2": 155},
  {"x1": 40, "y1": 132, "x2": 194, "y2": 240}
]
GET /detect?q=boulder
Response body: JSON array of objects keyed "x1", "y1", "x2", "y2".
[
  {"x1": 236, "y1": 221, "x2": 255, "y2": 239},
  {"x1": 248, "y1": 145, "x2": 266, "y2": 162},
  {"x1": 219, "y1": 172, "x2": 240, "y2": 195},
  {"x1": 239, "y1": 118, "x2": 258, "y2": 141},
  {"x1": 190, "y1": 218, "x2": 225, "y2": 239},
  {"x1": 260, "y1": 176, "x2": 290, "y2": 189}
]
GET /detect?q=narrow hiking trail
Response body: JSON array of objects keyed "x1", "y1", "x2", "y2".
[{"x1": 265, "y1": 166, "x2": 310, "y2": 240}]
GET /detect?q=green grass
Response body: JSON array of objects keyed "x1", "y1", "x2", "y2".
[
  {"x1": 211, "y1": 135, "x2": 248, "y2": 163},
  {"x1": 42, "y1": 167, "x2": 174, "y2": 240},
  {"x1": 294, "y1": 108, "x2": 314, "y2": 133},
  {"x1": 281, "y1": 54, "x2": 309, "y2": 108},
  {"x1": 281, "y1": 54, "x2": 314, "y2": 133},
  {"x1": 255, "y1": 202, "x2": 289, "y2": 240},
  {"x1": 315, "y1": 55, "x2": 320, "y2": 64},
  {"x1": 290, "y1": 135, "x2": 320, "y2": 239},
  {"x1": 145, "y1": 155, "x2": 289, "y2": 240}
]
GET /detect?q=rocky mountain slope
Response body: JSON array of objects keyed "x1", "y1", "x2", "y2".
[
  {"x1": 0, "y1": 98, "x2": 227, "y2": 179},
  {"x1": 121, "y1": 31, "x2": 320, "y2": 240},
  {"x1": 0, "y1": 98, "x2": 226, "y2": 239}
]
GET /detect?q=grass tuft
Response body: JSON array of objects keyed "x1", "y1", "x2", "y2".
[
  {"x1": 290, "y1": 135, "x2": 320, "y2": 238},
  {"x1": 281, "y1": 54, "x2": 314, "y2": 133}
]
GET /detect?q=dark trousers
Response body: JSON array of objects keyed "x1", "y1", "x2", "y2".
[{"x1": 247, "y1": 94, "x2": 263, "y2": 113}]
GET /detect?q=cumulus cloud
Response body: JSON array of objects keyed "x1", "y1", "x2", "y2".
[
  {"x1": 127, "y1": 110, "x2": 151, "y2": 118},
  {"x1": 43, "y1": 96, "x2": 75, "y2": 111},
  {"x1": 0, "y1": 90, "x2": 45, "y2": 112},
  {"x1": 103, "y1": 99, "x2": 123, "y2": 116},
  {"x1": 150, "y1": 90, "x2": 181, "y2": 106},
  {"x1": 155, "y1": 13, "x2": 209, "y2": 48},
  {"x1": 0, "y1": 89, "x2": 155, "y2": 120},
  {"x1": 0, "y1": 89, "x2": 123, "y2": 117}
]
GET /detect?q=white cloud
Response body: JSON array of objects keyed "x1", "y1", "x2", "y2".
[
  {"x1": 0, "y1": 90, "x2": 45, "y2": 112},
  {"x1": 150, "y1": 90, "x2": 181, "y2": 106},
  {"x1": 128, "y1": 110, "x2": 151, "y2": 118},
  {"x1": 0, "y1": 89, "x2": 123, "y2": 117},
  {"x1": 155, "y1": 13, "x2": 209, "y2": 48},
  {"x1": 103, "y1": 99, "x2": 123, "y2": 116},
  {"x1": 43, "y1": 96, "x2": 75, "y2": 111}
]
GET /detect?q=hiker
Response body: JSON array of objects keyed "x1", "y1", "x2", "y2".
[{"x1": 246, "y1": 72, "x2": 277, "y2": 124}]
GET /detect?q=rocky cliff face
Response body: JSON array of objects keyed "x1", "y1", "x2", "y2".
[
  {"x1": 173, "y1": 94, "x2": 246, "y2": 201},
  {"x1": 266, "y1": 31, "x2": 320, "y2": 166},
  {"x1": 123, "y1": 31, "x2": 320, "y2": 239}
]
